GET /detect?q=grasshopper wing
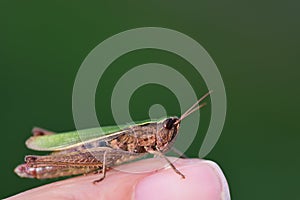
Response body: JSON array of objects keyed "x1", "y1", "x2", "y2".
[{"x1": 25, "y1": 125, "x2": 126, "y2": 151}]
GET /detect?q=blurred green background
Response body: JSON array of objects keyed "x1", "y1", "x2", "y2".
[{"x1": 1, "y1": 1, "x2": 299, "y2": 199}]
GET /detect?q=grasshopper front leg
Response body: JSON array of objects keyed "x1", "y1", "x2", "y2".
[{"x1": 145, "y1": 147, "x2": 185, "y2": 179}]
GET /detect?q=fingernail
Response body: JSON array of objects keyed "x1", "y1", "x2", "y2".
[
  {"x1": 202, "y1": 160, "x2": 231, "y2": 200},
  {"x1": 133, "y1": 159, "x2": 230, "y2": 200}
]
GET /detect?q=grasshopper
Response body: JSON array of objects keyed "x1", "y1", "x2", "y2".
[{"x1": 15, "y1": 91, "x2": 211, "y2": 183}]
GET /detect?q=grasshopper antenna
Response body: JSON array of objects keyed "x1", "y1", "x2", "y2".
[{"x1": 174, "y1": 90, "x2": 212, "y2": 125}]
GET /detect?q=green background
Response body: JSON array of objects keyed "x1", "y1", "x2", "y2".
[{"x1": 1, "y1": 1, "x2": 299, "y2": 199}]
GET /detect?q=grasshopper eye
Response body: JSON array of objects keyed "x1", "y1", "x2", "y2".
[{"x1": 164, "y1": 118, "x2": 177, "y2": 130}]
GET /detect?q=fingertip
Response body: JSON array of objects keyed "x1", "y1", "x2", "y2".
[{"x1": 133, "y1": 159, "x2": 230, "y2": 200}]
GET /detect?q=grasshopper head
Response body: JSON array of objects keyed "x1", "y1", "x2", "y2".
[
  {"x1": 155, "y1": 91, "x2": 212, "y2": 153},
  {"x1": 163, "y1": 117, "x2": 180, "y2": 130},
  {"x1": 156, "y1": 117, "x2": 180, "y2": 152}
]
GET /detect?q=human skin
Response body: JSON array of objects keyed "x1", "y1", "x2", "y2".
[{"x1": 7, "y1": 158, "x2": 231, "y2": 200}]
